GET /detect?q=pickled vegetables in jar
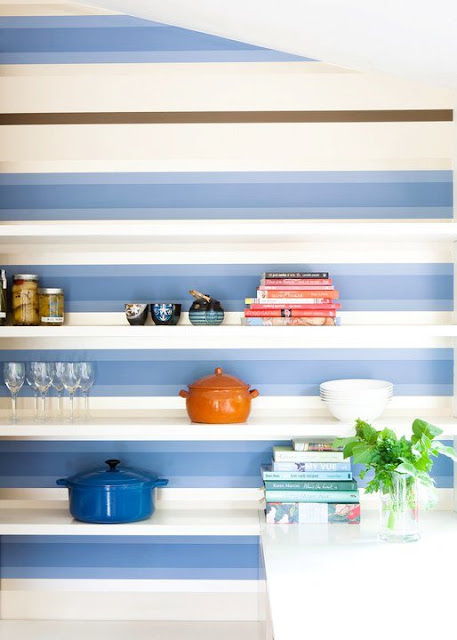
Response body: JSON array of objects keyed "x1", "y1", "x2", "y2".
[
  {"x1": 12, "y1": 274, "x2": 39, "y2": 326},
  {"x1": 39, "y1": 288, "x2": 64, "y2": 326}
]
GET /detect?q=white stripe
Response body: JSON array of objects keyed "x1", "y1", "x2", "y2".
[
  {"x1": 0, "y1": 1, "x2": 120, "y2": 16},
  {"x1": 2, "y1": 241, "x2": 453, "y2": 265},
  {"x1": 1, "y1": 63, "x2": 453, "y2": 111},
  {"x1": 1, "y1": 579, "x2": 262, "y2": 593},
  {"x1": 1, "y1": 122, "x2": 451, "y2": 172},
  {"x1": 0, "y1": 395, "x2": 452, "y2": 418},
  {"x1": 0, "y1": 621, "x2": 264, "y2": 640},
  {"x1": 0, "y1": 325, "x2": 452, "y2": 348},
  {"x1": 0, "y1": 589, "x2": 261, "y2": 621}
]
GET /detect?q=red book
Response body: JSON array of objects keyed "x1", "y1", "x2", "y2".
[
  {"x1": 257, "y1": 290, "x2": 339, "y2": 299},
  {"x1": 258, "y1": 285, "x2": 334, "y2": 291},
  {"x1": 260, "y1": 279, "x2": 332, "y2": 286},
  {"x1": 249, "y1": 303, "x2": 341, "y2": 310},
  {"x1": 245, "y1": 309, "x2": 336, "y2": 317}
]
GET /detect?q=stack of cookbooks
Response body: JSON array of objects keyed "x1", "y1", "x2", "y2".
[
  {"x1": 243, "y1": 271, "x2": 340, "y2": 326},
  {"x1": 262, "y1": 440, "x2": 360, "y2": 524}
]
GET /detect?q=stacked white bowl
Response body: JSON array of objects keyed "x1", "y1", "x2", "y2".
[{"x1": 320, "y1": 379, "x2": 393, "y2": 422}]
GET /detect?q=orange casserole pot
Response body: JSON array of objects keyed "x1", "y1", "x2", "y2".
[{"x1": 179, "y1": 367, "x2": 259, "y2": 424}]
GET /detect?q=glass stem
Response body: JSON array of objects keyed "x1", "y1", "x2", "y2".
[
  {"x1": 59, "y1": 392, "x2": 64, "y2": 421},
  {"x1": 69, "y1": 392, "x2": 74, "y2": 422},
  {"x1": 34, "y1": 392, "x2": 39, "y2": 420},
  {"x1": 11, "y1": 392, "x2": 17, "y2": 422},
  {"x1": 40, "y1": 393, "x2": 46, "y2": 422},
  {"x1": 84, "y1": 392, "x2": 89, "y2": 419}
]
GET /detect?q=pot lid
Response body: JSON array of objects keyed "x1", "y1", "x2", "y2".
[
  {"x1": 63, "y1": 459, "x2": 158, "y2": 488},
  {"x1": 189, "y1": 367, "x2": 249, "y2": 389}
]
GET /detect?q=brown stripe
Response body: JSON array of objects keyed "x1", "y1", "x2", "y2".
[{"x1": 0, "y1": 110, "x2": 452, "y2": 125}]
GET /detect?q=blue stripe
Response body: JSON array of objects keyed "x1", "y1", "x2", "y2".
[
  {"x1": 0, "y1": 172, "x2": 450, "y2": 213},
  {"x1": 0, "y1": 350, "x2": 451, "y2": 398},
  {"x1": 0, "y1": 16, "x2": 311, "y2": 64},
  {"x1": 1, "y1": 171, "x2": 450, "y2": 185},
  {"x1": 3, "y1": 264, "x2": 453, "y2": 313},
  {"x1": 2, "y1": 207, "x2": 452, "y2": 221},
  {"x1": 0, "y1": 535, "x2": 260, "y2": 580},
  {"x1": 0, "y1": 440, "x2": 451, "y2": 489}
]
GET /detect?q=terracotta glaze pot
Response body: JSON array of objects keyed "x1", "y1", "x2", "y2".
[{"x1": 179, "y1": 367, "x2": 259, "y2": 424}]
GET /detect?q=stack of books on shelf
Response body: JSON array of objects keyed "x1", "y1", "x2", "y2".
[
  {"x1": 243, "y1": 271, "x2": 340, "y2": 326},
  {"x1": 262, "y1": 439, "x2": 360, "y2": 524}
]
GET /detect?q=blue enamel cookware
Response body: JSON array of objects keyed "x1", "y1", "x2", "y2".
[{"x1": 57, "y1": 459, "x2": 168, "y2": 524}]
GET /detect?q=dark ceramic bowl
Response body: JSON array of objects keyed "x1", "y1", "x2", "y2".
[
  {"x1": 150, "y1": 303, "x2": 182, "y2": 326},
  {"x1": 125, "y1": 303, "x2": 148, "y2": 326}
]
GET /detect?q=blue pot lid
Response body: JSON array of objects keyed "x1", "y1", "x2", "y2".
[{"x1": 63, "y1": 459, "x2": 159, "y2": 488}]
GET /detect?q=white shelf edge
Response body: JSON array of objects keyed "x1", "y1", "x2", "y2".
[
  {"x1": 0, "y1": 416, "x2": 455, "y2": 439},
  {"x1": 0, "y1": 502, "x2": 262, "y2": 536}
]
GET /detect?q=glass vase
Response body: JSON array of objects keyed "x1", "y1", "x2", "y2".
[{"x1": 379, "y1": 472, "x2": 420, "y2": 543}]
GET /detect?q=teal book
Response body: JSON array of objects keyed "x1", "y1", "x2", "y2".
[
  {"x1": 264, "y1": 480, "x2": 358, "y2": 491},
  {"x1": 261, "y1": 465, "x2": 352, "y2": 482},
  {"x1": 264, "y1": 489, "x2": 359, "y2": 503},
  {"x1": 273, "y1": 446, "x2": 344, "y2": 463}
]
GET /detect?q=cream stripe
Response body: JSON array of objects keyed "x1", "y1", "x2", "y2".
[
  {"x1": 1, "y1": 66, "x2": 453, "y2": 111},
  {"x1": 2, "y1": 242, "x2": 451, "y2": 265},
  {"x1": 0, "y1": 61, "x2": 352, "y2": 76},
  {"x1": 0, "y1": 122, "x2": 452, "y2": 172},
  {"x1": 0, "y1": 1, "x2": 120, "y2": 16},
  {"x1": 0, "y1": 590, "x2": 261, "y2": 621},
  {"x1": 2, "y1": 579, "x2": 262, "y2": 593}
]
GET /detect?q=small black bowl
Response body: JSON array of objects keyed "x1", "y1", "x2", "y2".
[
  {"x1": 125, "y1": 303, "x2": 148, "y2": 326},
  {"x1": 150, "y1": 303, "x2": 181, "y2": 326}
]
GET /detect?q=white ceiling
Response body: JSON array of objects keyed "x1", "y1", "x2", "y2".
[{"x1": 84, "y1": 0, "x2": 457, "y2": 92}]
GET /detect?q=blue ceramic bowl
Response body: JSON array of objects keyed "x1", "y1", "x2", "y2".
[{"x1": 150, "y1": 303, "x2": 181, "y2": 325}]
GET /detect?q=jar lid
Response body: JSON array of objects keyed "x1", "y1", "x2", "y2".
[
  {"x1": 13, "y1": 274, "x2": 39, "y2": 280},
  {"x1": 189, "y1": 367, "x2": 249, "y2": 390},
  {"x1": 39, "y1": 288, "x2": 64, "y2": 294},
  {"x1": 61, "y1": 459, "x2": 159, "y2": 488}
]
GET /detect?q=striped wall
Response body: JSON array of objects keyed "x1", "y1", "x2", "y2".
[{"x1": 0, "y1": 1, "x2": 455, "y2": 625}]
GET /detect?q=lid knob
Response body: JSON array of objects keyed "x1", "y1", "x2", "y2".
[
  {"x1": 215, "y1": 367, "x2": 223, "y2": 375},
  {"x1": 105, "y1": 459, "x2": 120, "y2": 472}
]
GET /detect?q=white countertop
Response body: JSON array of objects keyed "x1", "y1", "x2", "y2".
[{"x1": 261, "y1": 510, "x2": 457, "y2": 640}]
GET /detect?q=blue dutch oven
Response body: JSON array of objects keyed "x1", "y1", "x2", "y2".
[{"x1": 57, "y1": 459, "x2": 168, "y2": 524}]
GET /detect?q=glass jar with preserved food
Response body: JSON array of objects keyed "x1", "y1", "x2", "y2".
[
  {"x1": 39, "y1": 288, "x2": 64, "y2": 326},
  {"x1": 12, "y1": 274, "x2": 39, "y2": 326}
]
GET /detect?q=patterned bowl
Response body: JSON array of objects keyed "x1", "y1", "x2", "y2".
[
  {"x1": 150, "y1": 303, "x2": 182, "y2": 325},
  {"x1": 125, "y1": 303, "x2": 148, "y2": 325}
]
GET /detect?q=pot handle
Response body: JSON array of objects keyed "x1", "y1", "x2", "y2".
[
  {"x1": 249, "y1": 389, "x2": 259, "y2": 399},
  {"x1": 56, "y1": 478, "x2": 68, "y2": 487},
  {"x1": 179, "y1": 389, "x2": 189, "y2": 399},
  {"x1": 155, "y1": 478, "x2": 169, "y2": 488}
]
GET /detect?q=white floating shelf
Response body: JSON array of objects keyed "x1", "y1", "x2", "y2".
[
  {"x1": 1, "y1": 220, "x2": 457, "y2": 245},
  {"x1": 0, "y1": 415, "x2": 455, "y2": 440},
  {"x1": 0, "y1": 502, "x2": 261, "y2": 536},
  {"x1": 0, "y1": 324, "x2": 455, "y2": 348}
]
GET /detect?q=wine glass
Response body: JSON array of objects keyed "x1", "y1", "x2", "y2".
[
  {"x1": 51, "y1": 362, "x2": 65, "y2": 421},
  {"x1": 26, "y1": 364, "x2": 40, "y2": 421},
  {"x1": 78, "y1": 362, "x2": 95, "y2": 421},
  {"x1": 30, "y1": 362, "x2": 53, "y2": 422},
  {"x1": 3, "y1": 362, "x2": 25, "y2": 423},
  {"x1": 61, "y1": 362, "x2": 81, "y2": 422}
]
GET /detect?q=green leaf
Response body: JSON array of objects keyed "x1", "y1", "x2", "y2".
[
  {"x1": 396, "y1": 460, "x2": 419, "y2": 478},
  {"x1": 431, "y1": 441, "x2": 457, "y2": 462},
  {"x1": 361, "y1": 422, "x2": 378, "y2": 444},
  {"x1": 351, "y1": 443, "x2": 374, "y2": 464},
  {"x1": 343, "y1": 440, "x2": 361, "y2": 459},
  {"x1": 379, "y1": 428, "x2": 397, "y2": 442},
  {"x1": 412, "y1": 419, "x2": 443, "y2": 442}
]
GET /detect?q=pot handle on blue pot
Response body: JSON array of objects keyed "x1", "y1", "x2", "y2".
[
  {"x1": 155, "y1": 478, "x2": 169, "y2": 488},
  {"x1": 56, "y1": 478, "x2": 68, "y2": 487}
]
